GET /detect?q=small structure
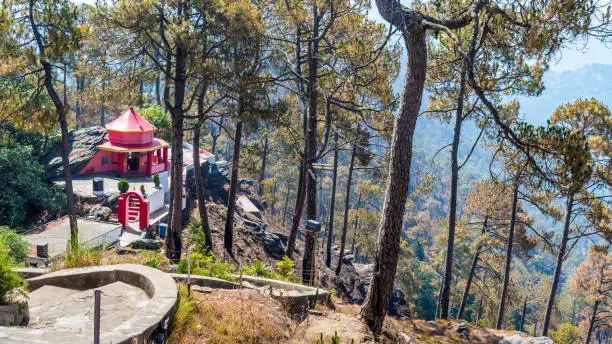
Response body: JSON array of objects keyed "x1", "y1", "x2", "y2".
[
  {"x1": 117, "y1": 192, "x2": 150, "y2": 230},
  {"x1": 79, "y1": 107, "x2": 169, "y2": 177}
]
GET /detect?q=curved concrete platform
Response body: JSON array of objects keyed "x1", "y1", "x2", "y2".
[{"x1": 0, "y1": 264, "x2": 177, "y2": 344}]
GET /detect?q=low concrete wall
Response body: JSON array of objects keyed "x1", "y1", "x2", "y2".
[
  {"x1": 147, "y1": 187, "x2": 165, "y2": 214},
  {"x1": 171, "y1": 273, "x2": 241, "y2": 289},
  {"x1": 237, "y1": 275, "x2": 329, "y2": 321},
  {"x1": 0, "y1": 264, "x2": 177, "y2": 344},
  {"x1": 12, "y1": 267, "x2": 48, "y2": 279}
]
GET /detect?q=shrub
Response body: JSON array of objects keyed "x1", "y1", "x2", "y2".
[
  {"x1": 152, "y1": 173, "x2": 160, "y2": 188},
  {"x1": 177, "y1": 252, "x2": 236, "y2": 281},
  {"x1": 0, "y1": 227, "x2": 28, "y2": 263},
  {"x1": 51, "y1": 243, "x2": 102, "y2": 271},
  {"x1": 186, "y1": 219, "x2": 208, "y2": 255},
  {"x1": 275, "y1": 256, "x2": 295, "y2": 281},
  {"x1": 242, "y1": 260, "x2": 269, "y2": 277},
  {"x1": 475, "y1": 319, "x2": 488, "y2": 328},
  {"x1": 117, "y1": 179, "x2": 130, "y2": 194},
  {"x1": 0, "y1": 246, "x2": 23, "y2": 304},
  {"x1": 550, "y1": 323, "x2": 581, "y2": 344}
]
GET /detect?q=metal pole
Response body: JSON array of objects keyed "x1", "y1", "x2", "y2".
[
  {"x1": 187, "y1": 249, "x2": 191, "y2": 296},
  {"x1": 94, "y1": 290, "x2": 101, "y2": 344}
]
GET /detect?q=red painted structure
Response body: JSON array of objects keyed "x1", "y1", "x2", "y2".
[
  {"x1": 79, "y1": 107, "x2": 169, "y2": 177},
  {"x1": 117, "y1": 192, "x2": 149, "y2": 230}
]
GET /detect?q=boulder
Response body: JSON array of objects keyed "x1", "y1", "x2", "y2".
[
  {"x1": 528, "y1": 338, "x2": 554, "y2": 344},
  {"x1": 130, "y1": 239, "x2": 163, "y2": 250},
  {"x1": 43, "y1": 127, "x2": 107, "y2": 179},
  {"x1": 236, "y1": 195, "x2": 262, "y2": 219},
  {"x1": 499, "y1": 335, "x2": 527, "y2": 344},
  {"x1": 258, "y1": 231, "x2": 285, "y2": 259},
  {"x1": 452, "y1": 321, "x2": 469, "y2": 338},
  {"x1": 397, "y1": 332, "x2": 412, "y2": 344},
  {"x1": 104, "y1": 192, "x2": 121, "y2": 210},
  {"x1": 88, "y1": 205, "x2": 112, "y2": 221},
  {"x1": 388, "y1": 289, "x2": 412, "y2": 320}
]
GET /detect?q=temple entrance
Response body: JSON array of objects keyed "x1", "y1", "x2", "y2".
[
  {"x1": 117, "y1": 192, "x2": 149, "y2": 230},
  {"x1": 127, "y1": 152, "x2": 139, "y2": 171}
]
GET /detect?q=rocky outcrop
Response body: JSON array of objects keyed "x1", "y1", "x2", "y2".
[
  {"x1": 88, "y1": 205, "x2": 112, "y2": 221},
  {"x1": 321, "y1": 259, "x2": 412, "y2": 320},
  {"x1": 43, "y1": 127, "x2": 107, "y2": 179}
]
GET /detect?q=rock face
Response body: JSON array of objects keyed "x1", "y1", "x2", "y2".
[
  {"x1": 88, "y1": 205, "x2": 112, "y2": 221},
  {"x1": 236, "y1": 195, "x2": 261, "y2": 219},
  {"x1": 321, "y1": 261, "x2": 412, "y2": 320},
  {"x1": 498, "y1": 335, "x2": 554, "y2": 344},
  {"x1": 43, "y1": 127, "x2": 107, "y2": 179},
  {"x1": 130, "y1": 238, "x2": 163, "y2": 250}
]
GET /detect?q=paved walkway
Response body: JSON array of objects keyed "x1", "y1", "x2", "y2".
[{"x1": 52, "y1": 174, "x2": 157, "y2": 197}]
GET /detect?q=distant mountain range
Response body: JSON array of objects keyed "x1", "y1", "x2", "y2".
[{"x1": 516, "y1": 63, "x2": 612, "y2": 125}]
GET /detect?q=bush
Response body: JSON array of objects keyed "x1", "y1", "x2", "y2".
[
  {"x1": 242, "y1": 260, "x2": 269, "y2": 277},
  {"x1": 0, "y1": 245, "x2": 23, "y2": 304},
  {"x1": 186, "y1": 219, "x2": 208, "y2": 255},
  {"x1": 550, "y1": 323, "x2": 581, "y2": 344},
  {"x1": 0, "y1": 227, "x2": 28, "y2": 263},
  {"x1": 51, "y1": 243, "x2": 102, "y2": 271},
  {"x1": 117, "y1": 179, "x2": 130, "y2": 194},
  {"x1": 275, "y1": 256, "x2": 295, "y2": 281},
  {"x1": 0, "y1": 146, "x2": 64, "y2": 227},
  {"x1": 152, "y1": 173, "x2": 160, "y2": 188},
  {"x1": 177, "y1": 252, "x2": 236, "y2": 281}
]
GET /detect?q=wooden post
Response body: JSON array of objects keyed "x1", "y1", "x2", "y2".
[{"x1": 94, "y1": 289, "x2": 101, "y2": 344}]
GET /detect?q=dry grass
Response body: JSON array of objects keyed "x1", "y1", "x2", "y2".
[
  {"x1": 167, "y1": 286, "x2": 295, "y2": 344},
  {"x1": 49, "y1": 246, "x2": 103, "y2": 272}
]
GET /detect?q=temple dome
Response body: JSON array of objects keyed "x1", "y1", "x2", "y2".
[{"x1": 106, "y1": 107, "x2": 155, "y2": 145}]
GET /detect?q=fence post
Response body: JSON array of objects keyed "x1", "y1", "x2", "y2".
[
  {"x1": 187, "y1": 249, "x2": 191, "y2": 296},
  {"x1": 94, "y1": 289, "x2": 101, "y2": 344}
]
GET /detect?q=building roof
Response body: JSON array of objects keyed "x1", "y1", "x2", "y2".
[
  {"x1": 106, "y1": 107, "x2": 156, "y2": 132},
  {"x1": 97, "y1": 138, "x2": 169, "y2": 153}
]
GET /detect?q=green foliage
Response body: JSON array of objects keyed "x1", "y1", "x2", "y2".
[
  {"x1": 152, "y1": 173, "x2": 160, "y2": 188},
  {"x1": 168, "y1": 283, "x2": 194, "y2": 337},
  {"x1": 315, "y1": 331, "x2": 341, "y2": 344},
  {"x1": 242, "y1": 260, "x2": 269, "y2": 277},
  {"x1": 136, "y1": 105, "x2": 171, "y2": 142},
  {"x1": 54, "y1": 242, "x2": 103, "y2": 271},
  {"x1": 117, "y1": 179, "x2": 129, "y2": 194},
  {"x1": 0, "y1": 227, "x2": 28, "y2": 263},
  {"x1": 241, "y1": 256, "x2": 297, "y2": 282},
  {"x1": 0, "y1": 146, "x2": 64, "y2": 227},
  {"x1": 550, "y1": 323, "x2": 581, "y2": 344},
  {"x1": 186, "y1": 219, "x2": 208, "y2": 255},
  {"x1": 177, "y1": 252, "x2": 236, "y2": 281},
  {"x1": 475, "y1": 319, "x2": 488, "y2": 328},
  {"x1": 275, "y1": 256, "x2": 295, "y2": 281},
  {"x1": 0, "y1": 245, "x2": 24, "y2": 304}
]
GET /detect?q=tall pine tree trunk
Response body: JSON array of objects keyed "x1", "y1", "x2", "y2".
[
  {"x1": 165, "y1": 25, "x2": 187, "y2": 261},
  {"x1": 359, "y1": 18, "x2": 426, "y2": 334},
  {"x1": 258, "y1": 133, "x2": 268, "y2": 196},
  {"x1": 440, "y1": 64, "x2": 467, "y2": 320},
  {"x1": 193, "y1": 125, "x2": 213, "y2": 252},
  {"x1": 520, "y1": 297, "x2": 528, "y2": 332},
  {"x1": 29, "y1": 0, "x2": 78, "y2": 248},
  {"x1": 351, "y1": 192, "x2": 362, "y2": 254},
  {"x1": 586, "y1": 300, "x2": 600, "y2": 344},
  {"x1": 542, "y1": 193, "x2": 574, "y2": 336},
  {"x1": 336, "y1": 141, "x2": 357, "y2": 275},
  {"x1": 496, "y1": 178, "x2": 520, "y2": 329},
  {"x1": 286, "y1": 162, "x2": 305, "y2": 258},
  {"x1": 326, "y1": 133, "x2": 339, "y2": 268},
  {"x1": 224, "y1": 119, "x2": 243, "y2": 255},
  {"x1": 458, "y1": 216, "x2": 487, "y2": 319}
]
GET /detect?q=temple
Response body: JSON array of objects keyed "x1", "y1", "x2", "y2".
[{"x1": 79, "y1": 107, "x2": 169, "y2": 177}]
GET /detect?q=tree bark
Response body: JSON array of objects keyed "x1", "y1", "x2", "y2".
[
  {"x1": 586, "y1": 300, "x2": 600, "y2": 344},
  {"x1": 258, "y1": 132, "x2": 268, "y2": 196},
  {"x1": 359, "y1": 17, "x2": 426, "y2": 334},
  {"x1": 326, "y1": 133, "x2": 339, "y2": 268},
  {"x1": 351, "y1": 192, "x2": 362, "y2": 254},
  {"x1": 496, "y1": 178, "x2": 520, "y2": 329},
  {"x1": 192, "y1": 126, "x2": 213, "y2": 252},
  {"x1": 28, "y1": 0, "x2": 78, "y2": 248},
  {"x1": 542, "y1": 193, "x2": 574, "y2": 336},
  {"x1": 224, "y1": 119, "x2": 243, "y2": 255},
  {"x1": 440, "y1": 62, "x2": 468, "y2": 320},
  {"x1": 165, "y1": 19, "x2": 187, "y2": 261},
  {"x1": 211, "y1": 116, "x2": 223, "y2": 155},
  {"x1": 520, "y1": 297, "x2": 528, "y2": 332},
  {"x1": 458, "y1": 216, "x2": 487, "y2": 320},
  {"x1": 282, "y1": 182, "x2": 291, "y2": 226},
  {"x1": 336, "y1": 140, "x2": 357, "y2": 275},
  {"x1": 304, "y1": 4, "x2": 320, "y2": 229}
]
